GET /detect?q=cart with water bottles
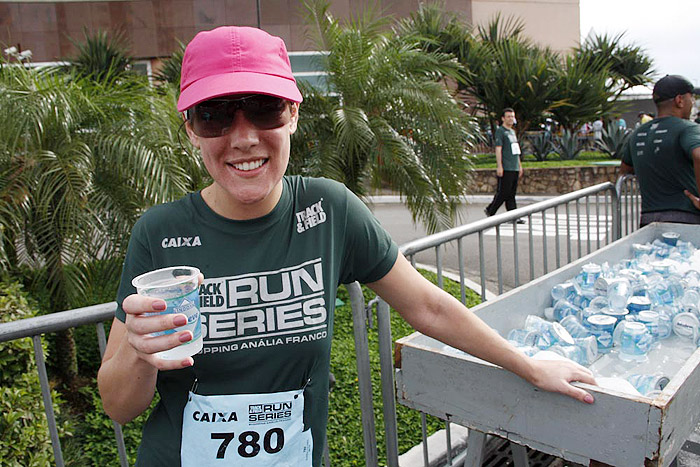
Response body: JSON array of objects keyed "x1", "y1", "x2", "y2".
[{"x1": 395, "y1": 223, "x2": 700, "y2": 466}]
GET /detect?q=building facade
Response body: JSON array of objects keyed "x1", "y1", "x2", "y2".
[{"x1": 1, "y1": 0, "x2": 579, "y2": 64}]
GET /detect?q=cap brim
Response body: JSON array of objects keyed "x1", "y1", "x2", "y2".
[
  {"x1": 694, "y1": 87, "x2": 700, "y2": 95},
  {"x1": 177, "y1": 72, "x2": 303, "y2": 111}
]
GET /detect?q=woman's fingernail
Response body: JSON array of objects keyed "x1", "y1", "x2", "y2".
[
  {"x1": 173, "y1": 315, "x2": 187, "y2": 326},
  {"x1": 182, "y1": 358, "x2": 193, "y2": 367},
  {"x1": 153, "y1": 301, "x2": 167, "y2": 311},
  {"x1": 584, "y1": 394, "x2": 594, "y2": 404},
  {"x1": 179, "y1": 332, "x2": 192, "y2": 343}
]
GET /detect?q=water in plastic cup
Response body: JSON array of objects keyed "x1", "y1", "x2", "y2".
[
  {"x1": 626, "y1": 374, "x2": 669, "y2": 397},
  {"x1": 132, "y1": 266, "x2": 202, "y2": 360},
  {"x1": 661, "y1": 232, "x2": 680, "y2": 246},
  {"x1": 618, "y1": 321, "x2": 653, "y2": 362},
  {"x1": 586, "y1": 314, "x2": 616, "y2": 353}
]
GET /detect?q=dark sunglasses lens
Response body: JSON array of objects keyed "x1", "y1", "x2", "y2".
[
  {"x1": 243, "y1": 96, "x2": 288, "y2": 129},
  {"x1": 191, "y1": 96, "x2": 288, "y2": 137},
  {"x1": 192, "y1": 101, "x2": 233, "y2": 138}
]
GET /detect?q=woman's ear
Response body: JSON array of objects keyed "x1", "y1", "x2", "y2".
[
  {"x1": 183, "y1": 116, "x2": 201, "y2": 149},
  {"x1": 288, "y1": 102, "x2": 300, "y2": 135}
]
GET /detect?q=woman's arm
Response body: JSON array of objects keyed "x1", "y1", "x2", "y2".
[
  {"x1": 366, "y1": 253, "x2": 596, "y2": 403},
  {"x1": 97, "y1": 294, "x2": 195, "y2": 424}
]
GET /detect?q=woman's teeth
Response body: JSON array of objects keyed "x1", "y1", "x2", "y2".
[{"x1": 233, "y1": 159, "x2": 265, "y2": 171}]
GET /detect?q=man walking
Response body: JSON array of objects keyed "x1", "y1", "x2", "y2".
[
  {"x1": 485, "y1": 108, "x2": 524, "y2": 221},
  {"x1": 620, "y1": 74, "x2": 700, "y2": 227}
]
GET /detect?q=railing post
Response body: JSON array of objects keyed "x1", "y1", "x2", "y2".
[
  {"x1": 612, "y1": 178, "x2": 623, "y2": 240},
  {"x1": 348, "y1": 282, "x2": 379, "y2": 467},
  {"x1": 377, "y1": 298, "x2": 400, "y2": 467},
  {"x1": 33, "y1": 335, "x2": 65, "y2": 467},
  {"x1": 96, "y1": 322, "x2": 129, "y2": 467}
]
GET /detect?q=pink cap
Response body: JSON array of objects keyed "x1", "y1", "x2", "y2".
[{"x1": 177, "y1": 26, "x2": 303, "y2": 112}]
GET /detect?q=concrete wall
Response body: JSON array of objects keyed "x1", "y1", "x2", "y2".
[
  {"x1": 1, "y1": 0, "x2": 577, "y2": 62},
  {"x1": 471, "y1": 0, "x2": 580, "y2": 53},
  {"x1": 471, "y1": 165, "x2": 619, "y2": 195}
]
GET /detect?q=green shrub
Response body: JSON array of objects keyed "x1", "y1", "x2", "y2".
[
  {"x1": 525, "y1": 132, "x2": 554, "y2": 162},
  {"x1": 76, "y1": 382, "x2": 157, "y2": 466},
  {"x1": 554, "y1": 129, "x2": 584, "y2": 160},
  {"x1": 596, "y1": 120, "x2": 630, "y2": 159},
  {"x1": 327, "y1": 270, "x2": 482, "y2": 465},
  {"x1": 0, "y1": 281, "x2": 73, "y2": 466}
]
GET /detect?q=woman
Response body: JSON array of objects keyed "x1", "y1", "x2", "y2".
[{"x1": 98, "y1": 26, "x2": 595, "y2": 467}]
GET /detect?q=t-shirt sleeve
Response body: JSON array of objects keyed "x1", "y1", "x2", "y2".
[
  {"x1": 114, "y1": 218, "x2": 155, "y2": 322},
  {"x1": 494, "y1": 127, "x2": 505, "y2": 147},
  {"x1": 339, "y1": 189, "x2": 399, "y2": 285},
  {"x1": 680, "y1": 124, "x2": 700, "y2": 157}
]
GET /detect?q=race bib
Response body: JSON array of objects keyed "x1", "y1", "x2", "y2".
[
  {"x1": 181, "y1": 388, "x2": 312, "y2": 467},
  {"x1": 511, "y1": 142, "x2": 521, "y2": 155}
]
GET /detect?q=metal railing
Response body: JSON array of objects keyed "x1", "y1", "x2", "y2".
[
  {"x1": 0, "y1": 178, "x2": 641, "y2": 467},
  {"x1": 0, "y1": 302, "x2": 128, "y2": 467}
]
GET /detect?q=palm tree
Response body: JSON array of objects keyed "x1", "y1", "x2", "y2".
[
  {"x1": 0, "y1": 55, "x2": 198, "y2": 387},
  {"x1": 398, "y1": 9, "x2": 560, "y2": 138},
  {"x1": 548, "y1": 53, "x2": 615, "y2": 131},
  {"x1": 575, "y1": 32, "x2": 654, "y2": 98},
  {"x1": 293, "y1": 1, "x2": 477, "y2": 233}
]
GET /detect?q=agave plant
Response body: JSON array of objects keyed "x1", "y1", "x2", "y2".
[
  {"x1": 66, "y1": 29, "x2": 133, "y2": 83},
  {"x1": 293, "y1": 0, "x2": 478, "y2": 233},
  {"x1": 596, "y1": 120, "x2": 630, "y2": 159},
  {"x1": 0, "y1": 56, "x2": 199, "y2": 386},
  {"x1": 553, "y1": 129, "x2": 584, "y2": 161},
  {"x1": 525, "y1": 131, "x2": 553, "y2": 162}
]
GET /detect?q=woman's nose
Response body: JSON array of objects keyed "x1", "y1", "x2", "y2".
[{"x1": 226, "y1": 110, "x2": 260, "y2": 149}]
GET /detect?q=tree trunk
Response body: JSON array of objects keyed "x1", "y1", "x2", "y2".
[{"x1": 54, "y1": 328, "x2": 78, "y2": 386}]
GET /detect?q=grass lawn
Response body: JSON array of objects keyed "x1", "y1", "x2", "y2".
[
  {"x1": 327, "y1": 269, "x2": 482, "y2": 466},
  {"x1": 470, "y1": 151, "x2": 619, "y2": 169}
]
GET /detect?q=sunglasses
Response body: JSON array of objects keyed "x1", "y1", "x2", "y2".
[{"x1": 187, "y1": 95, "x2": 290, "y2": 138}]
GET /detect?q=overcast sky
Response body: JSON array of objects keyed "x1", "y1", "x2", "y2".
[{"x1": 580, "y1": 0, "x2": 700, "y2": 87}]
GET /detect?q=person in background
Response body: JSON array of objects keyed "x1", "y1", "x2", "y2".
[
  {"x1": 591, "y1": 118, "x2": 604, "y2": 141},
  {"x1": 620, "y1": 74, "x2": 700, "y2": 227},
  {"x1": 484, "y1": 108, "x2": 525, "y2": 223},
  {"x1": 617, "y1": 116, "x2": 627, "y2": 131}
]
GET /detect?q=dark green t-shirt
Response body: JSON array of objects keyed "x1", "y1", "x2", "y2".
[
  {"x1": 115, "y1": 176, "x2": 399, "y2": 466},
  {"x1": 621, "y1": 116, "x2": 700, "y2": 214},
  {"x1": 495, "y1": 125, "x2": 521, "y2": 171}
]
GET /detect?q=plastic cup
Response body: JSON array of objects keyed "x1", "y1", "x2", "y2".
[
  {"x1": 618, "y1": 321, "x2": 653, "y2": 362},
  {"x1": 132, "y1": 266, "x2": 203, "y2": 360},
  {"x1": 661, "y1": 232, "x2": 680, "y2": 246},
  {"x1": 586, "y1": 314, "x2": 617, "y2": 353}
]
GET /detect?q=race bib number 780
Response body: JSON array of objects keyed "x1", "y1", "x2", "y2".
[{"x1": 181, "y1": 389, "x2": 312, "y2": 466}]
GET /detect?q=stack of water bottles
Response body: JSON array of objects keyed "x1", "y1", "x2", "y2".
[{"x1": 505, "y1": 231, "x2": 700, "y2": 397}]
